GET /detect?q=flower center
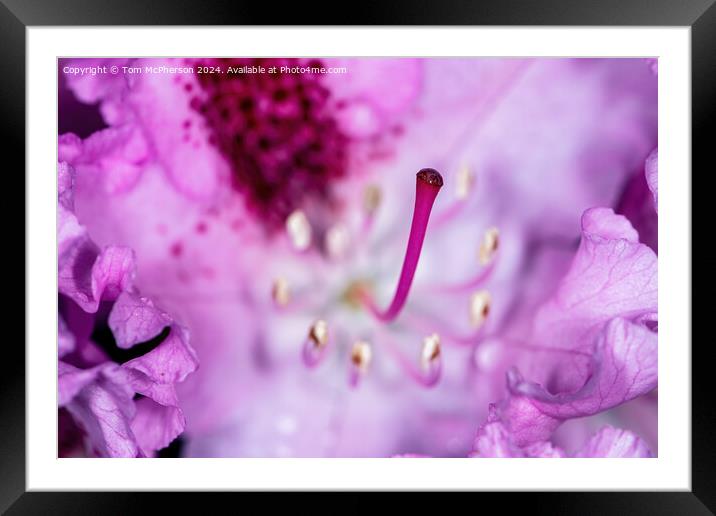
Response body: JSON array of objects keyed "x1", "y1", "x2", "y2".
[
  {"x1": 276, "y1": 166, "x2": 499, "y2": 389},
  {"x1": 342, "y1": 279, "x2": 373, "y2": 310},
  {"x1": 190, "y1": 58, "x2": 350, "y2": 229}
]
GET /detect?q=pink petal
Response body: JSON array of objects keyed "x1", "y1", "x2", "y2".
[
  {"x1": 125, "y1": 59, "x2": 225, "y2": 201},
  {"x1": 58, "y1": 238, "x2": 136, "y2": 313},
  {"x1": 58, "y1": 315, "x2": 76, "y2": 358},
  {"x1": 58, "y1": 133, "x2": 83, "y2": 163},
  {"x1": 492, "y1": 208, "x2": 657, "y2": 447},
  {"x1": 62, "y1": 363, "x2": 139, "y2": 457},
  {"x1": 472, "y1": 420, "x2": 525, "y2": 458},
  {"x1": 645, "y1": 148, "x2": 658, "y2": 213},
  {"x1": 536, "y1": 207, "x2": 656, "y2": 334},
  {"x1": 122, "y1": 325, "x2": 198, "y2": 385},
  {"x1": 324, "y1": 58, "x2": 422, "y2": 138},
  {"x1": 124, "y1": 370, "x2": 179, "y2": 406},
  {"x1": 130, "y1": 397, "x2": 186, "y2": 455},
  {"x1": 63, "y1": 58, "x2": 133, "y2": 125},
  {"x1": 65, "y1": 125, "x2": 149, "y2": 195},
  {"x1": 471, "y1": 411, "x2": 566, "y2": 458},
  {"x1": 108, "y1": 291, "x2": 173, "y2": 349},
  {"x1": 58, "y1": 361, "x2": 100, "y2": 406},
  {"x1": 507, "y1": 207, "x2": 656, "y2": 398},
  {"x1": 523, "y1": 441, "x2": 566, "y2": 458},
  {"x1": 507, "y1": 316, "x2": 657, "y2": 424},
  {"x1": 58, "y1": 161, "x2": 137, "y2": 313},
  {"x1": 575, "y1": 426, "x2": 652, "y2": 457},
  {"x1": 57, "y1": 161, "x2": 75, "y2": 210}
]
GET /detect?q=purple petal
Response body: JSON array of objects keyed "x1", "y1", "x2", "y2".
[
  {"x1": 63, "y1": 59, "x2": 130, "y2": 105},
  {"x1": 62, "y1": 363, "x2": 139, "y2": 457},
  {"x1": 472, "y1": 419, "x2": 524, "y2": 457},
  {"x1": 57, "y1": 161, "x2": 75, "y2": 210},
  {"x1": 63, "y1": 58, "x2": 133, "y2": 125},
  {"x1": 60, "y1": 298, "x2": 110, "y2": 368},
  {"x1": 525, "y1": 208, "x2": 657, "y2": 392},
  {"x1": 58, "y1": 361, "x2": 100, "y2": 406},
  {"x1": 471, "y1": 414, "x2": 566, "y2": 458},
  {"x1": 119, "y1": 325, "x2": 197, "y2": 455},
  {"x1": 108, "y1": 291, "x2": 172, "y2": 349},
  {"x1": 491, "y1": 393, "x2": 563, "y2": 447},
  {"x1": 508, "y1": 317, "x2": 657, "y2": 421},
  {"x1": 523, "y1": 441, "x2": 566, "y2": 458},
  {"x1": 58, "y1": 241, "x2": 136, "y2": 313},
  {"x1": 121, "y1": 59, "x2": 224, "y2": 200},
  {"x1": 615, "y1": 160, "x2": 658, "y2": 253},
  {"x1": 645, "y1": 148, "x2": 658, "y2": 213},
  {"x1": 581, "y1": 205, "x2": 639, "y2": 241},
  {"x1": 57, "y1": 161, "x2": 85, "y2": 262},
  {"x1": 57, "y1": 135, "x2": 197, "y2": 458},
  {"x1": 58, "y1": 133, "x2": 83, "y2": 163},
  {"x1": 57, "y1": 204, "x2": 85, "y2": 264},
  {"x1": 535, "y1": 207, "x2": 657, "y2": 338},
  {"x1": 57, "y1": 150, "x2": 137, "y2": 313},
  {"x1": 67, "y1": 125, "x2": 149, "y2": 194},
  {"x1": 58, "y1": 315, "x2": 76, "y2": 357},
  {"x1": 122, "y1": 325, "x2": 198, "y2": 385},
  {"x1": 575, "y1": 426, "x2": 652, "y2": 457},
  {"x1": 90, "y1": 246, "x2": 136, "y2": 300},
  {"x1": 323, "y1": 58, "x2": 422, "y2": 138},
  {"x1": 491, "y1": 208, "x2": 657, "y2": 447},
  {"x1": 130, "y1": 397, "x2": 186, "y2": 455},
  {"x1": 124, "y1": 370, "x2": 179, "y2": 406}
]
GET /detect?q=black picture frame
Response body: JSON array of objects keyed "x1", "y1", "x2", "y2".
[{"x1": 5, "y1": 0, "x2": 711, "y2": 512}]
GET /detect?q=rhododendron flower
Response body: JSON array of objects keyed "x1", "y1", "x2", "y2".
[{"x1": 58, "y1": 57, "x2": 657, "y2": 458}]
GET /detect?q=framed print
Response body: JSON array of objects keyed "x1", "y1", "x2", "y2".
[{"x1": 5, "y1": 0, "x2": 712, "y2": 512}]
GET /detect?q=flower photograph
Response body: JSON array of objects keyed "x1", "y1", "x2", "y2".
[{"x1": 57, "y1": 57, "x2": 658, "y2": 458}]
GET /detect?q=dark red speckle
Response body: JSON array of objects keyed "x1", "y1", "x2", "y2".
[
  {"x1": 189, "y1": 58, "x2": 350, "y2": 230},
  {"x1": 170, "y1": 241, "x2": 184, "y2": 257}
]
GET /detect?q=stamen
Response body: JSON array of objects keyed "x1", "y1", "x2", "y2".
[
  {"x1": 405, "y1": 310, "x2": 489, "y2": 347},
  {"x1": 286, "y1": 210, "x2": 312, "y2": 251},
  {"x1": 363, "y1": 184, "x2": 382, "y2": 216},
  {"x1": 469, "y1": 290, "x2": 492, "y2": 329},
  {"x1": 310, "y1": 320, "x2": 329, "y2": 347},
  {"x1": 455, "y1": 164, "x2": 475, "y2": 200},
  {"x1": 342, "y1": 279, "x2": 371, "y2": 310},
  {"x1": 420, "y1": 333, "x2": 441, "y2": 370},
  {"x1": 478, "y1": 227, "x2": 499, "y2": 265},
  {"x1": 420, "y1": 255, "x2": 496, "y2": 295},
  {"x1": 302, "y1": 319, "x2": 329, "y2": 367},
  {"x1": 348, "y1": 340, "x2": 372, "y2": 387},
  {"x1": 271, "y1": 277, "x2": 291, "y2": 307},
  {"x1": 351, "y1": 340, "x2": 372, "y2": 372},
  {"x1": 325, "y1": 223, "x2": 350, "y2": 259},
  {"x1": 361, "y1": 168, "x2": 444, "y2": 322},
  {"x1": 420, "y1": 333, "x2": 442, "y2": 387},
  {"x1": 418, "y1": 226, "x2": 500, "y2": 295},
  {"x1": 431, "y1": 165, "x2": 473, "y2": 226},
  {"x1": 378, "y1": 327, "x2": 443, "y2": 387}
]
